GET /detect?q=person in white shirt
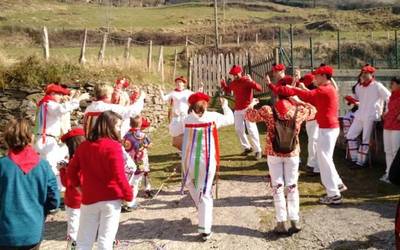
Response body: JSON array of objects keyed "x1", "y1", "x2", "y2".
[
  {"x1": 346, "y1": 65, "x2": 391, "y2": 168},
  {"x1": 84, "y1": 83, "x2": 145, "y2": 137},
  {"x1": 35, "y1": 83, "x2": 89, "y2": 190},
  {"x1": 179, "y1": 92, "x2": 234, "y2": 241},
  {"x1": 159, "y1": 76, "x2": 194, "y2": 151}
]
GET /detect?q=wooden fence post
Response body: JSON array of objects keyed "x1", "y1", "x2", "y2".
[
  {"x1": 185, "y1": 36, "x2": 189, "y2": 60},
  {"x1": 147, "y1": 40, "x2": 153, "y2": 72},
  {"x1": 236, "y1": 34, "x2": 240, "y2": 46},
  {"x1": 188, "y1": 58, "x2": 193, "y2": 90},
  {"x1": 98, "y1": 32, "x2": 108, "y2": 62},
  {"x1": 79, "y1": 28, "x2": 87, "y2": 64},
  {"x1": 124, "y1": 37, "x2": 132, "y2": 60},
  {"x1": 42, "y1": 26, "x2": 49, "y2": 61},
  {"x1": 255, "y1": 33, "x2": 259, "y2": 44},
  {"x1": 173, "y1": 48, "x2": 178, "y2": 81},
  {"x1": 204, "y1": 35, "x2": 207, "y2": 45},
  {"x1": 157, "y1": 46, "x2": 163, "y2": 72}
]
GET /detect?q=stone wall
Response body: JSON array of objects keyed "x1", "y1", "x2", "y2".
[{"x1": 0, "y1": 84, "x2": 169, "y2": 151}]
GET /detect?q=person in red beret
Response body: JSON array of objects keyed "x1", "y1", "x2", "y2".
[
  {"x1": 346, "y1": 64, "x2": 391, "y2": 168},
  {"x1": 58, "y1": 128, "x2": 86, "y2": 249},
  {"x1": 159, "y1": 76, "x2": 196, "y2": 152},
  {"x1": 246, "y1": 91, "x2": 316, "y2": 235},
  {"x1": 220, "y1": 65, "x2": 263, "y2": 159},
  {"x1": 34, "y1": 83, "x2": 89, "y2": 191},
  {"x1": 268, "y1": 65, "x2": 347, "y2": 205},
  {"x1": 180, "y1": 92, "x2": 233, "y2": 241}
]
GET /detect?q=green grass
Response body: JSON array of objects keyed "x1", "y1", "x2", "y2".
[{"x1": 148, "y1": 123, "x2": 400, "y2": 208}]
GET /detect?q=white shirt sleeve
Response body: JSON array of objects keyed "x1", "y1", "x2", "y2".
[
  {"x1": 46, "y1": 99, "x2": 80, "y2": 116},
  {"x1": 377, "y1": 82, "x2": 391, "y2": 111},
  {"x1": 161, "y1": 91, "x2": 172, "y2": 102},
  {"x1": 214, "y1": 102, "x2": 234, "y2": 128}
]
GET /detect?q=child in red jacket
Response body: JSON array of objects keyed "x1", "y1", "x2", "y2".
[{"x1": 58, "y1": 128, "x2": 85, "y2": 249}]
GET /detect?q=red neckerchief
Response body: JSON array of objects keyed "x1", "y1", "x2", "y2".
[
  {"x1": 37, "y1": 95, "x2": 56, "y2": 107},
  {"x1": 8, "y1": 146, "x2": 40, "y2": 174},
  {"x1": 174, "y1": 88, "x2": 183, "y2": 92},
  {"x1": 361, "y1": 78, "x2": 374, "y2": 87}
]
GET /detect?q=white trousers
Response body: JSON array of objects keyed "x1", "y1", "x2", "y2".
[
  {"x1": 234, "y1": 109, "x2": 262, "y2": 152},
  {"x1": 35, "y1": 137, "x2": 68, "y2": 191},
  {"x1": 76, "y1": 200, "x2": 121, "y2": 250},
  {"x1": 267, "y1": 156, "x2": 300, "y2": 222},
  {"x1": 384, "y1": 130, "x2": 400, "y2": 175},
  {"x1": 317, "y1": 128, "x2": 343, "y2": 197},
  {"x1": 125, "y1": 172, "x2": 151, "y2": 207},
  {"x1": 186, "y1": 164, "x2": 216, "y2": 234},
  {"x1": 346, "y1": 118, "x2": 374, "y2": 165},
  {"x1": 306, "y1": 120, "x2": 319, "y2": 172},
  {"x1": 66, "y1": 206, "x2": 81, "y2": 241}
]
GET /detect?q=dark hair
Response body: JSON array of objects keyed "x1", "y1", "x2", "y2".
[
  {"x1": 188, "y1": 101, "x2": 207, "y2": 115},
  {"x1": 4, "y1": 118, "x2": 33, "y2": 151},
  {"x1": 88, "y1": 111, "x2": 122, "y2": 142},
  {"x1": 391, "y1": 77, "x2": 400, "y2": 85},
  {"x1": 65, "y1": 136, "x2": 85, "y2": 158},
  {"x1": 130, "y1": 115, "x2": 141, "y2": 128}
]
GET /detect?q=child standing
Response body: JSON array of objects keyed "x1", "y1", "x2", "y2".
[
  {"x1": 180, "y1": 92, "x2": 234, "y2": 241},
  {"x1": 58, "y1": 128, "x2": 86, "y2": 249},
  {"x1": 123, "y1": 116, "x2": 152, "y2": 211},
  {"x1": 68, "y1": 111, "x2": 133, "y2": 250},
  {"x1": 246, "y1": 96, "x2": 316, "y2": 234},
  {"x1": 159, "y1": 76, "x2": 193, "y2": 151}
]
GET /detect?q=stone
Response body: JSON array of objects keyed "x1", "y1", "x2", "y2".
[{"x1": 3, "y1": 99, "x2": 21, "y2": 110}]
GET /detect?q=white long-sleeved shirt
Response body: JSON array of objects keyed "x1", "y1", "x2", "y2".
[
  {"x1": 181, "y1": 102, "x2": 234, "y2": 134},
  {"x1": 161, "y1": 89, "x2": 193, "y2": 117},
  {"x1": 42, "y1": 99, "x2": 80, "y2": 137},
  {"x1": 354, "y1": 80, "x2": 391, "y2": 121},
  {"x1": 84, "y1": 95, "x2": 145, "y2": 119}
]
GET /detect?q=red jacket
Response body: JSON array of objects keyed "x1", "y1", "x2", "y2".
[
  {"x1": 270, "y1": 83, "x2": 339, "y2": 128},
  {"x1": 67, "y1": 138, "x2": 133, "y2": 205},
  {"x1": 60, "y1": 167, "x2": 82, "y2": 209},
  {"x1": 384, "y1": 90, "x2": 400, "y2": 130},
  {"x1": 221, "y1": 76, "x2": 262, "y2": 110}
]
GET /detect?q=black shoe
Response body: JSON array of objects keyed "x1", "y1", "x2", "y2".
[
  {"x1": 121, "y1": 205, "x2": 133, "y2": 213},
  {"x1": 201, "y1": 232, "x2": 212, "y2": 241},
  {"x1": 319, "y1": 195, "x2": 342, "y2": 205},
  {"x1": 145, "y1": 190, "x2": 154, "y2": 199},
  {"x1": 240, "y1": 148, "x2": 253, "y2": 156},
  {"x1": 305, "y1": 166, "x2": 320, "y2": 176},
  {"x1": 288, "y1": 220, "x2": 301, "y2": 235}
]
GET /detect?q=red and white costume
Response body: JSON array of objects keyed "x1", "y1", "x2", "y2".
[
  {"x1": 68, "y1": 138, "x2": 133, "y2": 250},
  {"x1": 246, "y1": 100, "x2": 316, "y2": 222},
  {"x1": 34, "y1": 84, "x2": 81, "y2": 190},
  {"x1": 346, "y1": 67, "x2": 390, "y2": 166},
  {"x1": 161, "y1": 88, "x2": 193, "y2": 137},
  {"x1": 270, "y1": 66, "x2": 344, "y2": 197},
  {"x1": 383, "y1": 89, "x2": 400, "y2": 177},
  {"x1": 179, "y1": 93, "x2": 234, "y2": 234},
  {"x1": 83, "y1": 94, "x2": 145, "y2": 137},
  {"x1": 221, "y1": 66, "x2": 262, "y2": 153}
]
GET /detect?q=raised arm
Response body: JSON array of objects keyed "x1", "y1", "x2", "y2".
[
  {"x1": 214, "y1": 98, "x2": 234, "y2": 128},
  {"x1": 220, "y1": 79, "x2": 231, "y2": 94}
]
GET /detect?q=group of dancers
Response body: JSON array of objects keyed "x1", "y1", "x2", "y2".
[{"x1": 1, "y1": 61, "x2": 399, "y2": 250}]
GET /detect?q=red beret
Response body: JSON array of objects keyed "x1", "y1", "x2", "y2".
[
  {"x1": 361, "y1": 65, "x2": 376, "y2": 74},
  {"x1": 301, "y1": 73, "x2": 315, "y2": 86},
  {"x1": 115, "y1": 78, "x2": 130, "y2": 89},
  {"x1": 61, "y1": 128, "x2": 85, "y2": 143},
  {"x1": 312, "y1": 65, "x2": 334, "y2": 76},
  {"x1": 188, "y1": 92, "x2": 210, "y2": 105},
  {"x1": 229, "y1": 65, "x2": 243, "y2": 75},
  {"x1": 175, "y1": 76, "x2": 188, "y2": 84},
  {"x1": 272, "y1": 64, "x2": 286, "y2": 72},
  {"x1": 141, "y1": 117, "x2": 151, "y2": 129},
  {"x1": 45, "y1": 83, "x2": 70, "y2": 95},
  {"x1": 344, "y1": 95, "x2": 359, "y2": 105}
]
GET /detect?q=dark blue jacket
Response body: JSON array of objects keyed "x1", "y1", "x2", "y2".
[{"x1": 0, "y1": 157, "x2": 59, "y2": 246}]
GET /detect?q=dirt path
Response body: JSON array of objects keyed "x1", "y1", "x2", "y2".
[{"x1": 42, "y1": 176, "x2": 396, "y2": 250}]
